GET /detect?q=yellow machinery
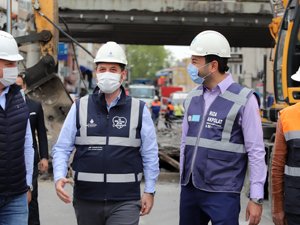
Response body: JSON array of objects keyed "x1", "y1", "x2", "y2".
[
  {"x1": 268, "y1": 0, "x2": 300, "y2": 121},
  {"x1": 262, "y1": 0, "x2": 300, "y2": 200},
  {"x1": 15, "y1": 0, "x2": 73, "y2": 148}
]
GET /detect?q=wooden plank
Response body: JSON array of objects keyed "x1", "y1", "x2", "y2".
[{"x1": 159, "y1": 151, "x2": 180, "y2": 171}]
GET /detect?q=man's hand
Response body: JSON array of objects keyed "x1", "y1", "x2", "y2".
[
  {"x1": 246, "y1": 200, "x2": 263, "y2": 225},
  {"x1": 55, "y1": 178, "x2": 73, "y2": 204},
  {"x1": 272, "y1": 211, "x2": 287, "y2": 225},
  {"x1": 140, "y1": 193, "x2": 154, "y2": 216},
  {"x1": 27, "y1": 190, "x2": 32, "y2": 203},
  {"x1": 39, "y1": 159, "x2": 49, "y2": 173}
]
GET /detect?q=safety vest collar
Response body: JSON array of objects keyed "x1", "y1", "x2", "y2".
[{"x1": 75, "y1": 96, "x2": 141, "y2": 147}]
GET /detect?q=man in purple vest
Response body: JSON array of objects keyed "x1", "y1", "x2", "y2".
[{"x1": 180, "y1": 30, "x2": 267, "y2": 225}]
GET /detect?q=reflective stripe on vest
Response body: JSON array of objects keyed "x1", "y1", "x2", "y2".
[
  {"x1": 285, "y1": 165, "x2": 300, "y2": 177},
  {"x1": 185, "y1": 136, "x2": 245, "y2": 154},
  {"x1": 220, "y1": 87, "x2": 251, "y2": 141},
  {"x1": 284, "y1": 130, "x2": 300, "y2": 141},
  {"x1": 75, "y1": 96, "x2": 141, "y2": 147},
  {"x1": 184, "y1": 88, "x2": 203, "y2": 110},
  {"x1": 73, "y1": 171, "x2": 143, "y2": 183}
]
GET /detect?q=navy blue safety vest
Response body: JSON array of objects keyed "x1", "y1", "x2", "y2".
[
  {"x1": 280, "y1": 102, "x2": 300, "y2": 214},
  {"x1": 181, "y1": 83, "x2": 253, "y2": 193},
  {"x1": 0, "y1": 84, "x2": 29, "y2": 196},
  {"x1": 72, "y1": 90, "x2": 145, "y2": 201}
]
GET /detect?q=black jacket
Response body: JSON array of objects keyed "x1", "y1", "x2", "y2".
[
  {"x1": 0, "y1": 84, "x2": 29, "y2": 196},
  {"x1": 26, "y1": 97, "x2": 48, "y2": 165}
]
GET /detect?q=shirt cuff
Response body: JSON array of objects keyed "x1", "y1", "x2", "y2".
[
  {"x1": 144, "y1": 179, "x2": 156, "y2": 193},
  {"x1": 250, "y1": 183, "x2": 264, "y2": 199},
  {"x1": 26, "y1": 174, "x2": 32, "y2": 186}
]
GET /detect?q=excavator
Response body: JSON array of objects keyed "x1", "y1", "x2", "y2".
[
  {"x1": 1, "y1": 0, "x2": 88, "y2": 148},
  {"x1": 262, "y1": 0, "x2": 300, "y2": 199},
  {"x1": 268, "y1": 0, "x2": 300, "y2": 121}
]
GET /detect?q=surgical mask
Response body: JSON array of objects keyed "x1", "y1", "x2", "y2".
[
  {"x1": 96, "y1": 72, "x2": 121, "y2": 94},
  {"x1": 0, "y1": 67, "x2": 18, "y2": 87},
  {"x1": 187, "y1": 63, "x2": 212, "y2": 84}
]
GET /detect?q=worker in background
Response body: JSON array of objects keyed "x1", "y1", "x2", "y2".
[
  {"x1": 174, "y1": 103, "x2": 184, "y2": 118},
  {"x1": 164, "y1": 100, "x2": 174, "y2": 129},
  {"x1": 0, "y1": 30, "x2": 34, "y2": 225},
  {"x1": 271, "y1": 66, "x2": 300, "y2": 225},
  {"x1": 180, "y1": 30, "x2": 267, "y2": 225},
  {"x1": 52, "y1": 41, "x2": 159, "y2": 225},
  {"x1": 151, "y1": 95, "x2": 161, "y2": 127},
  {"x1": 16, "y1": 73, "x2": 49, "y2": 225},
  {"x1": 167, "y1": 100, "x2": 174, "y2": 117}
]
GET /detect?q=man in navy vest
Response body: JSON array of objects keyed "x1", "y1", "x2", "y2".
[
  {"x1": 0, "y1": 30, "x2": 34, "y2": 225},
  {"x1": 52, "y1": 41, "x2": 159, "y2": 225},
  {"x1": 180, "y1": 30, "x2": 267, "y2": 225}
]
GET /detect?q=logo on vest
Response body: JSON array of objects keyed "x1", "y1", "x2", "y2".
[
  {"x1": 112, "y1": 116, "x2": 127, "y2": 129},
  {"x1": 188, "y1": 114, "x2": 201, "y2": 122},
  {"x1": 205, "y1": 111, "x2": 223, "y2": 129},
  {"x1": 87, "y1": 119, "x2": 97, "y2": 128}
]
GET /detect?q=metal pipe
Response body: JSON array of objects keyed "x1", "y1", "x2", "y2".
[{"x1": 6, "y1": 0, "x2": 11, "y2": 33}]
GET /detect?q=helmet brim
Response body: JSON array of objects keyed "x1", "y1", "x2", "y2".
[
  {"x1": 0, "y1": 54, "x2": 23, "y2": 61},
  {"x1": 94, "y1": 57, "x2": 127, "y2": 65}
]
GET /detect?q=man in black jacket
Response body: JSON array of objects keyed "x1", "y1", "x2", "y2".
[{"x1": 16, "y1": 74, "x2": 48, "y2": 225}]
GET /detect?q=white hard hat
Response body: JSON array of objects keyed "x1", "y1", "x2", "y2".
[
  {"x1": 0, "y1": 30, "x2": 23, "y2": 61},
  {"x1": 190, "y1": 30, "x2": 231, "y2": 58},
  {"x1": 154, "y1": 96, "x2": 159, "y2": 100},
  {"x1": 94, "y1": 41, "x2": 127, "y2": 65},
  {"x1": 291, "y1": 66, "x2": 300, "y2": 82}
]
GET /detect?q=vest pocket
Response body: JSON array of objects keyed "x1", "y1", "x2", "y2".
[{"x1": 204, "y1": 150, "x2": 238, "y2": 186}]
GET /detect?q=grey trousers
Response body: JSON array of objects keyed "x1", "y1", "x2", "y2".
[{"x1": 73, "y1": 198, "x2": 141, "y2": 225}]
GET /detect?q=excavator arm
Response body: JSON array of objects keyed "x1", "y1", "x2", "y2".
[{"x1": 16, "y1": 0, "x2": 73, "y2": 148}]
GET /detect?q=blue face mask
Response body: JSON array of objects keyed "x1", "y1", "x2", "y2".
[
  {"x1": 187, "y1": 63, "x2": 212, "y2": 84},
  {"x1": 187, "y1": 63, "x2": 203, "y2": 84}
]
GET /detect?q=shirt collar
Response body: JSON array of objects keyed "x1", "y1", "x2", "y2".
[
  {"x1": 106, "y1": 89, "x2": 122, "y2": 110},
  {"x1": 0, "y1": 86, "x2": 10, "y2": 97},
  {"x1": 203, "y1": 73, "x2": 234, "y2": 94}
]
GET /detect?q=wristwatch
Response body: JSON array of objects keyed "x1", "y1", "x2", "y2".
[
  {"x1": 250, "y1": 198, "x2": 264, "y2": 205},
  {"x1": 144, "y1": 192, "x2": 155, "y2": 196}
]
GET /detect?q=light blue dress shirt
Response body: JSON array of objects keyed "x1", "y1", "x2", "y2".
[
  {"x1": 52, "y1": 91, "x2": 159, "y2": 193},
  {"x1": 0, "y1": 86, "x2": 34, "y2": 186}
]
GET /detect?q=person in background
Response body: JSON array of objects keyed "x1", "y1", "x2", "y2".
[
  {"x1": 151, "y1": 95, "x2": 161, "y2": 127},
  {"x1": 271, "y1": 67, "x2": 300, "y2": 225},
  {"x1": 16, "y1": 73, "x2": 49, "y2": 225},
  {"x1": 167, "y1": 100, "x2": 174, "y2": 117},
  {"x1": 0, "y1": 30, "x2": 34, "y2": 225},
  {"x1": 164, "y1": 100, "x2": 174, "y2": 129},
  {"x1": 174, "y1": 103, "x2": 184, "y2": 118},
  {"x1": 180, "y1": 30, "x2": 266, "y2": 225},
  {"x1": 52, "y1": 41, "x2": 159, "y2": 225}
]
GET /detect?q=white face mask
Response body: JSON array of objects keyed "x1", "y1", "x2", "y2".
[
  {"x1": 0, "y1": 67, "x2": 18, "y2": 87},
  {"x1": 96, "y1": 72, "x2": 121, "y2": 94}
]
